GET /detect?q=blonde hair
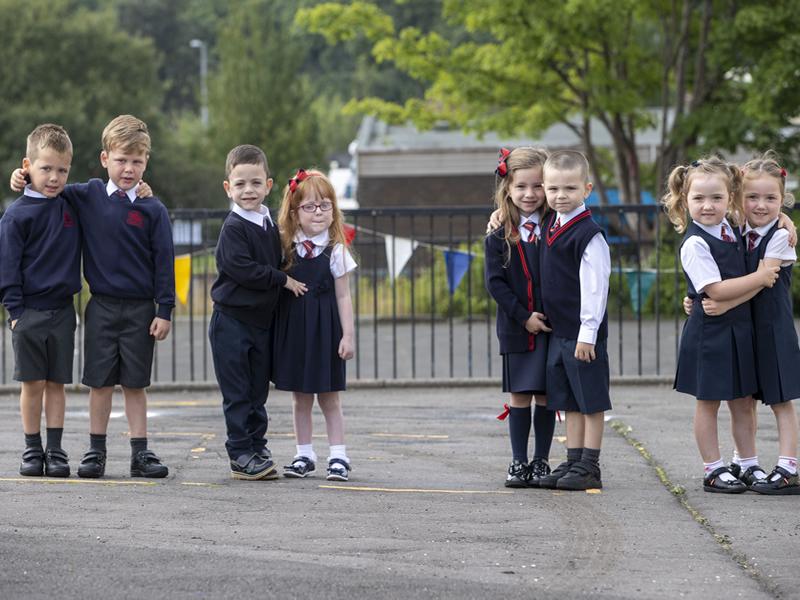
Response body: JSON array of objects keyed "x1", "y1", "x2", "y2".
[
  {"x1": 741, "y1": 150, "x2": 795, "y2": 208},
  {"x1": 26, "y1": 123, "x2": 72, "y2": 161},
  {"x1": 543, "y1": 149, "x2": 590, "y2": 183},
  {"x1": 102, "y1": 114, "x2": 151, "y2": 155},
  {"x1": 492, "y1": 147, "x2": 549, "y2": 248},
  {"x1": 661, "y1": 156, "x2": 744, "y2": 233},
  {"x1": 277, "y1": 169, "x2": 347, "y2": 271}
]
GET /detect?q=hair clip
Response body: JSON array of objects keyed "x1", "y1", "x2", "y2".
[
  {"x1": 690, "y1": 160, "x2": 700, "y2": 168},
  {"x1": 495, "y1": 148, "x2": 511, "y2": 177},
  {"x1": 288, "y1": 169, "x2": 309, "y2": 193},
  {"x1": 780, "y1": 167, "x2": 788, "y2": 178}
]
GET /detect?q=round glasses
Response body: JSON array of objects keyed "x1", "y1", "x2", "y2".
[{"x1": 298, "y1": 201, "x2": 333, "y2": 213}]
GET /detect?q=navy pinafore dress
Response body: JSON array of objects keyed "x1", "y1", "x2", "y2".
[
  {"x1": 674, "y1": 223, "x2": 758, "y2": 400},
  {"x1": 272, "y1": 244, "x2": 346, "y2": 393},
  {"x1": 745, "y1": 224, "x2": 800, "y2": 405}
]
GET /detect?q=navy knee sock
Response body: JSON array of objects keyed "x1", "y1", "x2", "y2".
[
  {"x1": 532, "y1": 405, "x2": 556, "y2": 459},
  {"x1": 508, "y1": 406, "x2": 532, "y2": 462},
  {"x1": 24, "y1": 432, "x2": 42, "y2": 450},
  {"x1": 46, "y1": 427, "x2": 63, "y2": 451}
]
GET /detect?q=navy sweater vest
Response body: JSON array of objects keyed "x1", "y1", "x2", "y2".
[
  {"x1": 540, "y1": 210, "x2": 608, "y2": 341},
  {"x1": 0, "y1": 193, "x2": 81, "y2": 319},
  {"x1": 210, "y1": 212, "x2": 287, "y2": 328},
  {"x1": 62, "y1": 180, "x2": 175, "y2": 320}
]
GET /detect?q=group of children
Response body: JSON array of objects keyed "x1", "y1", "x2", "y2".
[
  {"x1": 2, "y1": 121, "x2": 355, "y2": 483},
  {"x1": 488, "y1": 146, "x2": 799, "y2": 495}
]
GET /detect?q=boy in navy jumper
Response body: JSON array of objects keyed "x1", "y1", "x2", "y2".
[
  {"x1": 12, "y1": 115, "x2": 174, "y2": 478},
  {"x1": 537, "y1": 151, "x2": 611, "y2": 491},
  {"x1": 0, "y1": 124, "x2": 81, "y2": 477},
  {"x1": 209, "y1": 144, "x2": 307, "y2": 480}
]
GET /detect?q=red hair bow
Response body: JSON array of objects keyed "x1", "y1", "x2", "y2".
[
  {"x1": 780, "y1": 168, "x2": 788, "y2": 178},
  {"x1": 495, "y1": 148, "x2": 511, "y2": 177},
  {"x1": 288, "y1": 169, "x2": 309, "y2": 193}
]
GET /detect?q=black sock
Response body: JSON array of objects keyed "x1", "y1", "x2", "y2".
[
  {"x1": 532, "y1": 405, "x2": 556, "y2": 459},
  {"x1": 46, "y1": 428, "x2": 63, "y2": 450},
  {"x1": 130, "y1": 437, "x2": 147, "y2": 455},
  {"x1": 582, "y1": 447, "x2": 601, "y2": 469},
  {"x1": 566, "y1": 447, "x2": 582, "y2": 463},
  {"x1": 508, "y1": 406, "x2": 531, "y2": 462},
  {"x1": 24, "y1": 432, "x2": 42, "y2": 450},
  {"x1": 89, "y1": 434, "x2": 107, "y2": 453}
]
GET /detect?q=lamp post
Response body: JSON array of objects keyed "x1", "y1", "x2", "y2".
[{"x1": 189, "y1": 39, "x2": 208, "y2": 127}]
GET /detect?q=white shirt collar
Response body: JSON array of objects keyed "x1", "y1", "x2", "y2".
[
  {"x1": 232, "y1": 203, "x2": 273, "y2": 227},
  {"x1": 106, "y1": 181, "x2": 137, "y2": 202},
  {"x1": 23, "y1": 185, "x2": 47, "y2": 199},
  {"x1": 518, "y1": 212, "x2": 540, "y2": 229},
  {"x1": 557, "y1": 203, "x2": 587, "y2": 225},
  {"x1": 743, "y1": 218, "x2": 779, "y2": 238},
  {"x1": 693, "y1": 217, "x2": 734, "y2": 240},
  {"x1": 294, "y1": 229, "x2": 330, "y2": 247}
]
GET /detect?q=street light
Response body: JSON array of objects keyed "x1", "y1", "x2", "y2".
[{"x1": 189, "y1": 39, "x2": 208, "y2": 127}]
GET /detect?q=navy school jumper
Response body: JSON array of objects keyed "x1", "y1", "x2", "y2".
[
  {"x1": 675, "y1": 223, "x2": 758, "y2": 400},
  {"x1": 745, "y1": 224, "x2": 800, "y2": 405}
]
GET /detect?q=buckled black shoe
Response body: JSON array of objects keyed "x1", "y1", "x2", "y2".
[
  {"x1": 728, "y1": 462, "x2": 742, "y2": 479},
  {"x1": 538, "y1": 460, "x2": 573, "y2": 489},
  {"x1": 44, "y1": 448, "x2": 70, "y2": 478},
  {"x1": 19, "y1": 447, "x2": 44, "y2": 477},
  {"x1": 131, "y1": 449, "x2": 169, "y2": 478},
  {"x1": 77, "y1": 449, "x2": 106, "y2": 478},
  {"x1": 283, "y1": 456, "x2": 316, "y2": 478},
  {"x1": 326, "y1": 458, "x2": 351, "y2": 482},
  {"x1": 528, "y1": 457, "x2": 551, "y2": 488},
  {"x1": 256, "y1": 447, "x2": 279, "y2": 479},
  {"x1": 703, "y1": 466, "x2": 747, "y2": 493},
  {"x1": 751, "y1": 466, "x2": 800, "y2": 495},
  {"x1": 739, "y1": 464, "x2": 768, "y2": 488},
  {"x1": 504, "y1": 459, "x2": 530, "y2": 488},
  {"x1": 230, "y1": 453, "x2": 276, "y2": 480},
  {"x1": 556, "y1": 461, "x2": 602, "y2": 491}
]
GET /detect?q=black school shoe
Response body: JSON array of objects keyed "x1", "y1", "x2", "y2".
[
  {"x1": 504, "y1": 459, "x2": 530, "y2": 488},
  {"x1": 703, "y1": 466, "x2": 747, "y2": 493},
  {"x1": 230, "y1": 453, "x2": 276, "y2": 481},
  {"x1": 738, "y1": 465, "x2": 768, "y2": 488},
  {"x1": 131, "y1": 450, "x2": 169, "y2": 478},
  {"x1": 77, "y1": 449, "x2": 106, "y2": 478},
  {"x1": 256, "y1": 448, "x2": 279, "y2": 480},
  {"x1": 326, "y1": 458, "x2": 352, "y2": 482},
  {"x1": 283, "y1": 456, "x2": 316, "y2": 478},
  {"x1": 44, "y1": 448, "x2": 70, "y2": 478},
  {"x1": 528, "y1": 457, "x2": 551, "y2": 488},
  {"x1": 19, "y1": 447, "x2": 44, "y2": 477},
  {"x1": 556, "y1": 461, "x2": 602, "y2": 491},
  {"x1": 538, "y1": 460, "x2": 573, "y2": 489},
  {"x1": 751, "y1": 466, "x2": 800, "y2": 495}
]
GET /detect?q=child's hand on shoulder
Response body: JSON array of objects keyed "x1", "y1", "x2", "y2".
[
  {"x1": 486, "y1": 208, "x2": 502, "y2": 233},
  {"x1": 574, "y1": 342, "x2": 595, "y2": 362},
  {"x1": 777, "y1": 212, "x2": 797, "y2": 247},
  {"x1": 524, "y1": 312, "x2": 552, "y2": 334},
  {"x1": 149, "y1": 317, "x2": 171, "y2": 341},
  {"x1": 284, "y1": 276, "x2": 308, "y2": 297},
  {"x1": 10, "y1": 168, "x2": 27, "y2": 192},
  {"x1": 338, "y1": 335, "x2": 354, "y2": 360},
  {"x1": 756, "y1": 259, "x2": 780, "y2": 288},
  {"x1": 136, "y1": 181, "x2": 153, "y2": 198}
]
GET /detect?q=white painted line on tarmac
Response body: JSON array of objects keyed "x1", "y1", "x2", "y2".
[
  {"x1": 0, "y1": 477, "x2": 156, "y2": 486},
  {"x1": 180, "y1": 482, "x2": 221, "y2": 487},
  {"x1": 320, "y1": 484, "x2": 513, "y2": 495}
]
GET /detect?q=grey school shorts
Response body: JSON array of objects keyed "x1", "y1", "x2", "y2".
[
  {"x1": 82, "y1": 295, "x2": 156, "y2": 389},
  {"x1": 12, "y1": 305, "x2": 76, "y2": 383}
]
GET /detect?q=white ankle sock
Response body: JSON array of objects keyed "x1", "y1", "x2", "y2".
[
  {"x1": 704, "y1": 459, "x2": 737, "y2": 482},
  {"x1": 739, "y1": 456, "x2": 766, "y2": 478},
  {"x1": 731, "y1": 450, "x2": 741, "y2": 465},
  {"x1": 328, "y1": 444, "x2": 348, "y2": 464},
  {"x1": 778, "y1": 456, "x2": 798, "y2": 475},
  {"x1": 296, "y1": 444, "x2": 317, "y2": 463}
]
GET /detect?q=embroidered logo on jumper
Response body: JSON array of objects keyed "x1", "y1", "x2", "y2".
[
  {"x1": 126, "y1": 210, "x2": 144, "y2": 228},
  {"x1": 63, "y1": 212, "x2": 75, "y2": 228}
]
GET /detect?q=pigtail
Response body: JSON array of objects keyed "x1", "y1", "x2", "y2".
[
  {"x1": 725, "y1": 162, "x2": 745, "y2": 227},
  {"x1": 662, "y1": 165, "x2": 689, "y2": 232},
  {"x1": 277, "y1": 184, "x2": 300, "y2": 272}
]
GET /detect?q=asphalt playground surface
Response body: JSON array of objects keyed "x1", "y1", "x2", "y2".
[{"x1": 0, "y1": 382, "x2": 799, "y2": 599}]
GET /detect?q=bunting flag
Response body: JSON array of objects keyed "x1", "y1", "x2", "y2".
[
  {"x1": 624, "y1": 270, "x2": 657, "y2": 314},
  {"x1": 343, "y1": 223, "x2": 357, "y2": 246},
  {"x1": 384, "y1": 234, "x2": 419, "y2": 281},
  {"x1": 443, "y1": 250, "x2": 474, "y2": 294},
  {"x1": 174, "y1": 254, "x2": 192, "y2": 305}
]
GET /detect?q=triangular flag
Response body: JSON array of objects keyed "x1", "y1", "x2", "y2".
[
  {"x1": 174, "y1": 254, "x2": 191, "y2": 305},
  {"x1": 443, "y1": 250, "x2": 474, "y2": 294},
  {"x1": 343, "y1": 223, "x2": 356, "y2": 246},
  {"x1": 384, "y1": 234, "x2": 419, "y2": 281},
  {"x1": 624, "y1": 270, "x2": 656, "y2": 314}
]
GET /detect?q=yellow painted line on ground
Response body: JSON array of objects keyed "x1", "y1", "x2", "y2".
[
  {"x1": 586, "y1": 489, "x2": 602, "y2": 494},
  {"x1": 180, "y1": 482, "x2": 221, "y2": 488},
  {"x1": 148, "y1": 400, "x2": 219, "y2": 407},
  {"x1": 555, "y1": 436, "x2": 567, "y2": 443},
  {"x1": 270, "y1": 433, "x2": 328, "y2": 438},
  {"x1": 133, "y1": 432, "x2": 216, "y2": 438},
  {"x1": 320, "y1": 484, "x2": 512, "y2": 495},
  {"x1": 369, "y1": 433, "x2": 449, "y2": 439},
  {"x1": 0, "y1": 477, "x2": 156, "y2": 486},
  {"x1": 190, "y1": 447, "x2": 206, "y2": 453}
]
